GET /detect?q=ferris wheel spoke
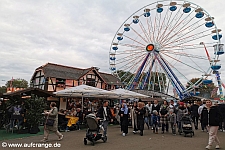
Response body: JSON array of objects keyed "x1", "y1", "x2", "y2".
[
  {"x1": 115, "y1": 49, "x2": 146, "y2": 55},
  {"x1": 161, "y1": 50, "x2": 208, "y2": 60},
  {"x1": 123, "y1": 35, "x2": 146, "y2": 46},
  {"x1": 119, "y1": 43, "x2": 145, "y2": 49},
  {"x1": 162, "y1": 22, "x2": 207, "y2": 46},
  {"x1": 163, "y1": 33, "x2": 211, "y2": 46},
  {"x1": 116, "y1": 53, "x2": 146, "y2": 66},
  {"x1": 162, "y1": 45, "x2": 214, "y2": 51},
  {"x1": 159, "y1": 6, "x2": 197, "y2": 43},
  {"x1": 152, "y1": 11, "x2": 159, "y2": 43},
  {"x1": 160, "y1": 52, "x2": 205, "y2": 73},
  {"x1": 155, "y1": 13, "x2": 162, "y2": 42},
  {"x1": 162, "y1": 43, "x2": 215, "y2": 51},
  {"x1": 139, "y1": 20, "x2": 152, "y2": 43},
  {"x1": 147, "y1": 15, "x2": 155, "y2": 43},
  {"x1": 161, "y1": 55, "x2": 197, "y2": 87},
  {"x1": 130, "y1": 26, "x2": 149, "y2": 43},
  {"x1": 146, "y1": 17, "x2": 153, "y2": 43},
  {"x1": 116, "y1": 54, "x2": 146, "y2": 66},
  {"x1": 156, "y1": 6, "x2": 170, "y2": 42},
  {"x1": 157, "y1": 3, "x2": 185, "y2": 42},
  {"x1": 162, "y1": 17, "x2": 204, "y2": 44},
  {"x1": 157, "y1": 11, "x2": 173, "y2": 44},
  {"x1": 159, "y1": 12, "x2": 185, "y2": 43}
]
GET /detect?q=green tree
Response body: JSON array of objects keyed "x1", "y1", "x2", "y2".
[
  {"x1": 0, "y1": 86, "x2": 7, "y2": 94},
  {"x1": 186, "y1": 78, "x2": 216, "y2": 98},
  {"x1": 5, "y1": 78, "x2": 28, "y2": 88},
  {"x1": 116, "y1": 70, "x2": 167, "y2": 91},
  {"x1": 25, "y1": 94, "x2": 47, "y2": 133}
]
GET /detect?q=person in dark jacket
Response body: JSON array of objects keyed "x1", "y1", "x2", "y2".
[
  {"x1": 159, "y1": 100, "x2": 169, "y2": 133},
  {"x1": 58, "y1": 109, "x2": 69, "y2": 132},
  {"x1": 190, "y1": 101, "x2": 199, "y2": 130},
  {"x1": 136, "y1": 102, "x2": 146, "y2": 136},
  {"x1": 201, "y1": 100, "x2": 222, "y2": 149},
  {"x1": 96, "y1": 100, "x2": 113, "y2": 137},
  {"x1": 75, "y1": 108, "x2": 84, "y2": 130},
  {"x1": 218, "y1": 103, "x2": 225, "y2": 132},
  {"x1": 119, "y1": 103, "x2": 129, "y2": 136}
]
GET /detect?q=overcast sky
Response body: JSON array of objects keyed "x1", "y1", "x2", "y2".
[{"x1": 0, "y1": 0, "x2": 225, "y2": 95}]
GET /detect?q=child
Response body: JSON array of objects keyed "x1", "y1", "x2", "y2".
[
  {"x1": 168, "y1": 109, "x2": 176, "y2": 135},
  {"x1": 152, "y1": 110, "x2": 159, "y2": 134}
]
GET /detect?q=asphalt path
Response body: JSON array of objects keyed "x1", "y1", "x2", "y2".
[{"x1": 1, "y1": 125, "x2": 225, "y2": 150}]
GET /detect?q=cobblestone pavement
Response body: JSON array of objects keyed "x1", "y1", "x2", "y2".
[{"x1": 1, "y1": 125, "x2": 225, "y2": 150}]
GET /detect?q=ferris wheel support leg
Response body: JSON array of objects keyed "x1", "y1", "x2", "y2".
[{"x1": 215, "y1": 71, "x2": 224, "y2": 101}]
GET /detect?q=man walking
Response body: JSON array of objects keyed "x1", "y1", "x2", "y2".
[{"x1": 97, "y1": 100, "x2": 113, "y2": 137}]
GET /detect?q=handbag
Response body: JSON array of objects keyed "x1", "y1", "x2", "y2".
[
  {"x1": 45, "y1": 108, "x2": 55, "y2": 126},
  {"x1": 45, "y1": 118, "x2": 55, "y2": 126}
]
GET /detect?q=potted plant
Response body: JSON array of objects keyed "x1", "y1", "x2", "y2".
[{"x1": 25, "y1": 94, "x2": 47, "y2": 134}]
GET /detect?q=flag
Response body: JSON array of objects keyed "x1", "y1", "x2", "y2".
[{"x1": 211, "y1": 87, "x2": 219, "y2": 98}]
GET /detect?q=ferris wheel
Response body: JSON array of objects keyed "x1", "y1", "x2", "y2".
[{"x1": 109, "y1": 0, "x2": 224, "y2": 100}]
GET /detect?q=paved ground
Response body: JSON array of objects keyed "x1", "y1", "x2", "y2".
[{"x1": 1, "y1": 125, "x2": 225, "y2": 150}]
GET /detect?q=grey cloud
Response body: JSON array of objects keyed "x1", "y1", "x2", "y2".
[{"x1": 0, "y1": 0, "x2": 225, "y2": 91}]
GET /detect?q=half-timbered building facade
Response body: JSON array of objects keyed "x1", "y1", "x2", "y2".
[{"x1": 30, "y1": 63, "x2": 122, "y2": 109}]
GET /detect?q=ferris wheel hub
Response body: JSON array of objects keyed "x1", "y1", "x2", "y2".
[{"x1": 146, "y1": 43, "x2": 161, "y2": 53}]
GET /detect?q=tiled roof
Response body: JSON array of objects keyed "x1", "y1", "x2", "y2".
[
  {"x1": 99, "y1": 72, "x2": 123, "y2": 85},
  {"x1": 34, "y1": 63, "x2": 122, "y2": 85},
  {"x1": 40, "y1": 63, "x2": 91, "y2": 80}
]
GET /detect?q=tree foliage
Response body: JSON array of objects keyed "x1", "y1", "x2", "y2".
[
  {"x1": 5, "y1": 78, "x2": 28, "y2": 88},
  {"x1": 116, "y1": 70, "x2": 167, "y2": 92},
  {"x1": 24, "y1": 94, "x2": 47, "y2": 128},
  {"x1": 186, "y1": 78, "x2": 216, "y2": 97},
  {"x1": 0, "y1": 86, "x2": 7, "y2": 94}
]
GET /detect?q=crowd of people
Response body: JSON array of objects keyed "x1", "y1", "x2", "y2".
[
  {"x1": 117, "y1": 99, "x2": 225, "y2": 149},
  {"x1": 1, "y1": 97, "x2": 225, "y2": 149},
  {"x1": 47, "y1": 98, "x2": 225, "y2": 149}
]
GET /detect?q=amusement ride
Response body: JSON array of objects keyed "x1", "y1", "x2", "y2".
[{"x1": 109, "y1": 0, "x2": 225, "y2": 101}]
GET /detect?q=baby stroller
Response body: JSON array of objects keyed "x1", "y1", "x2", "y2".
[
  {"x1": 181, "y1": 115, "x2": 194, "y2": 137},
  {"x1": 84, "y1": 114, "x2": 107, "y2": 146}
]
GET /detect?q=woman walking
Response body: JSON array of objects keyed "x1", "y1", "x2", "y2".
[
  {"x1": 119, "y1": 103, "x2": 129, "y2": 136},
  {"x1": 201, "y1": 100, "x2": 222, "y2": 149},
  {"x1": 136, "y1": 102, "x2": 146, "y2": 136},
  {"x1": 41, "y1": 102, "x2": 63, "y2": 142},
  {"x1": 131, "y1": 102, "x2": 138, "y2": 134}
]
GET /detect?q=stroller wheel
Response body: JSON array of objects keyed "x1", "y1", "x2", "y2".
[
  {"x1": 102, "y1": 136, "x2": 107, "y2": 143},
  {"x1": 92, "y1": 141, "x2": 95, "y2": 146},
  {"x1": 83, "y1": 138, "x2": 87, "y2": 145},
  {"x1": 184, "y1": 133, "x2": 186, "y2": 137},
  {"x1": 192, "y1": 132, "x2": 194, "y2": 136}
]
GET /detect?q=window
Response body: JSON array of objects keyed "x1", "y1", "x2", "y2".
[{"x1": 86, "y1": 74, "x2": 96, "y2": 87}]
